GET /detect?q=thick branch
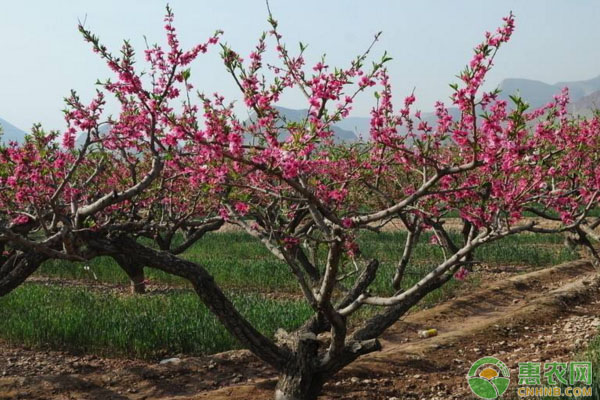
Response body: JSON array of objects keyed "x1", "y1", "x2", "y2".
[
  {"x1": 88, "y1": 234, "x2": 289, "y2": 369},
  {"x1": 392, "y1": 228, "x2": 421, "y2": 290},
  {"x1": 0, "y1": 251, "x2": 48, "y2": 297},
  {"x1": 170, "y1": 219, "x2": 224, "y2": 254},
  {"x1": 76, "y1": 157, "x2": 163, "y2": 219}
]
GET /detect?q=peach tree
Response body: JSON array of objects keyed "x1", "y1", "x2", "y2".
[{"x1": 1, "y1": 7, "x2": 599, "y2": 400}]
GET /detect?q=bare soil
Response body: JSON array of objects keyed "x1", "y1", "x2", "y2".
[
  {"x1": 217, "y1": 217, "x2": 564, "y2": 233},
  {"x1": 1, "y1": 260, "x2": 599, "y2": 400}
]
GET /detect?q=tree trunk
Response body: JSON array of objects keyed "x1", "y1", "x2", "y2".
[
  {"x1": 84, "y1": 234, "x2": 383, "y2": 400},
  {"x1": 274, "y1": 333, "x2": 324, "y2": 400},
  {"x1": 273, "y1": 334, "x2": 381, "y2": 400},
  {"x1": 126, "y1": 264, "x2": 146, "y2": 294},
  {"x1": 275, "y1": 372, "x2": 325, "y2": 400},
  {"x1": 113, "y1": 255, "x2": 146, "y2": 294}
]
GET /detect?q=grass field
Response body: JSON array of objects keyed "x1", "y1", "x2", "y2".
[
  {"x1": 37, "y1": 231, "x2": 576, "y2": 293},
  {"x1": 0, "y1": 285, "x2": 311, "y2": 358},
  {"x1": 0, "y1": 230, "x2": 580, "y2": 359}
]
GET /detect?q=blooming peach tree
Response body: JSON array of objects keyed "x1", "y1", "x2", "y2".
[{"x1": 1, "y1": 7, "x2": 599, "y2": 400}]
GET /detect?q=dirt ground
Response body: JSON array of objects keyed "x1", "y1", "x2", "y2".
[
  {"x1": 1, "y1": 259, "x2": 599, "y2": 400},
  {"x1": 217, "y1": 217, "x2": 563, "y2": 234}
]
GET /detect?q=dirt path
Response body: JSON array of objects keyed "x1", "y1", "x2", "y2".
[
  {"x1": 217, "y1": 217, "x2": 564, "y2": 233},
  {"x1": 24, "y1": 275, "x2": 305, "y2": 301},
  {"x1": 1, "y1": 260, "x2": 599, "y2": 400}
]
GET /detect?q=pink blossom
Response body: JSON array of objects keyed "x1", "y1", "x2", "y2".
[
  {"x1": 454, "y1": 267, "x2": 469, "y2": 281},
  {"x1": 11, "y1": 215, "x2": 30, "y2": 225},
  {"x1": 234, "y1": 202, "x2": 250, "y2": 216}
]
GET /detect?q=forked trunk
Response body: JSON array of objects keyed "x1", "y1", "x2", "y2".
[{"x1": 274, "y1": 332, "x2": 325, "y2": 400}]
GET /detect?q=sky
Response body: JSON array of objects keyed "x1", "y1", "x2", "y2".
[{"x1": 1, "y1": 0, "x2": 599, "y2": 132}]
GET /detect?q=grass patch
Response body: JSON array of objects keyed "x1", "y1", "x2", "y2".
[
  {"x1": 21, "y1": 230, "x2": 579, "y2": 358},
  {"x1": 473, "y1": 235, "x2": 577, "y2": 267},
  {"x1": 0, "y1": 284, "x2": 311, "y2": 359},
  {"x1": 356, "y1": 231, "x2": 577, "y2": 297},
  {"x1": 37, "y1": 232, "x2": 297, "y2": 292},
  {"x1": 37, "y1": 232, "x2": 577, "y2": 296},
  {"x1": 39, "y1": 256, "x2": 188, "y2": 286}
]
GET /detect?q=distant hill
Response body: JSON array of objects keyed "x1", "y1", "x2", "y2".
[
  {"x1": 0, "y1": 118, "x2": 27, "y2": 144},
  {"x1": 556, "y1": 75, "x2": 600, "y2": 98},
  {"x1": 334, "y1": 117, "x2": 371, "y2": 139},
  {"x1": 569, "y1": 90, "x2": 600, "y2": 117},
  {"x1": 499, "y1": 75, "x2": 600, "y2": 110},
  {"x1": 244, "y1": 106, "x2": 358, "y2": 143},
  {"x1": 499, "y1": 79, "x2": 563, "y2": 109},
  {"x1": 330, "y1": 108, "x2": 464, "y2": 141},
  {"x1": 337, "y1": 75, "x2": 600, "y2": 138},
  {"x1": 4, "y1": 76, "x2": 599, "y2": 149}
]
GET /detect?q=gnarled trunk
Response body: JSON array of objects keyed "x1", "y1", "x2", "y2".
[
  {"x1": 85, "y1": 233, "x2": 385, "y2": 400},
  {"x1": 112, "y1": 254, "x2": 146, "y2": 294},
  {"x1": 275, "y1": 372, "x2": 325, "y2": 400},
  {"x1": 272, "y1": 332, "x2": 381, "y2": 400},
  {"x1": 274, "y1": 333, "x2": 324, "y2": 400}
]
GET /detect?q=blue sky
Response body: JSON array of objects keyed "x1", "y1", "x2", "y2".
[{"x1": 1, "y1": 1, "x2": 599, "y2": 132}]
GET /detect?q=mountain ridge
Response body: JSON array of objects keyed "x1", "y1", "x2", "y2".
[
  {"x1": 0, "y1": 118, "x2": 27, "y2": 144},
  {"x1": 244, "y1": 106, "x2": 359, "y2": 143},
  {"x1": 3, "y1": 75, "x2": 599, "y2": 145},
  {"x1": 498, "y1": 74, "x2": 600, "y2": 109}
]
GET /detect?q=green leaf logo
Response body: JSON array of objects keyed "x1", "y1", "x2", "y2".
[{"x1": 467, "y1": 357, "x2": 511, "y2": 399}]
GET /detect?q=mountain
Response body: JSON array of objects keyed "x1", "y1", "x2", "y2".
[
  {"x1": 244, "y1": 106, "x2": 358, "y2": 143},
  {"x1": 330, "y1": 108, "x2": 464, "y2": 140},
  {"x1": 498, "y1": 79, "x2": 563, "y2": 109},
  {"x1": 556, "y1": 75, "x2": 600, "y2": 98},
  {"x1": 499, "y1": 75, "x2": 600, "y2": 110},
  {"x1": 0, "y1": 118, "x2": 27, "y2": 144},
  {"x1": 337, "y1": 75, "x2": 600, "y2": 133},
  {"x1": 569, "y1": 90, "x2": 600, "y2": 117},
  {"x1": 274, "y1": 106, "x2": 358, "y2": 142},
  {"x1": 335, "y1": 117, "x2": 371, "y2": 140}
]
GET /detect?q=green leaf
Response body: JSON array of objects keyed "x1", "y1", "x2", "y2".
[{"x1": 468, "y1": 377, "x2": 498, "y2": 399}]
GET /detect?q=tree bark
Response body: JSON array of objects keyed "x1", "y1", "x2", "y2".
[
  {"x1": 113, "y1": 254, "x2": 146, "y2": 294},
  {"x1": 392, "y1": 230, "x2": 420, "y2": 290},
  {"x1": 273, "y1": 331, "x2": 380, "y2": 400},
  {"x1": 274, "y1": 333, "x2": 325, "y2": 400},
  {"x1": 84, "y1": 234, "x2": 384, "y2": 400},
  {"x1": 0, "y1": 251, "x2": 48, "y2": 296},
  {"x1": 171, "y1": 219, "x2": 225, "y2": 255},
  {"x1": 293, "y1": 246, "x2": 321, "y2": 283},
  {"x1": 275, "y1": 371, "x2": 325, "y2": 400}
]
